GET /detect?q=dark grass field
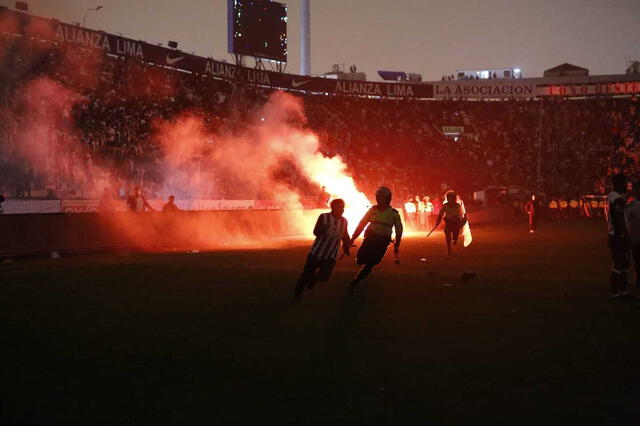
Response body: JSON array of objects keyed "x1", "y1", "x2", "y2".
[{"x1": 2, "y1": 220, "x2": 640, "y2": 425}]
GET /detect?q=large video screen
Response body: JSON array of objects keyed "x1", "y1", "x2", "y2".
[{"x1": 227, "y1": 0, "x2": 287, "y2": 62}]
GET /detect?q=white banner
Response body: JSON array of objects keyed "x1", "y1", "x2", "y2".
[
  {"x1": 61, "y1": 200, "x2": 100, "y2": 213},
  {"x1": 434, "y1": 82, "x2": 536, "y2": 99},
  {"x1": 2, "y1": 199, "x2": 61, "y2": 214},
  {"x1": 190, "y1": 200, "x2": 256, "y2": 211}
]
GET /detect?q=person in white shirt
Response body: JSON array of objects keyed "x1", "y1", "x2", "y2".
[
  {"x1": 415, "y1": 196, "x2": 425, "y2": 230},
  {"x1": 404, "y1": 197, "x2": 417, "y2": 229},
  {"x1": 423, "y1": 195, "x2": 434, "y2": 229},
  {"x1": 126, "y1": 187, "x2": 155, "y2": 212}
]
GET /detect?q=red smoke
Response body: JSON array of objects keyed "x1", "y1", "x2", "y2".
[
  {"x1": 1, "y1": 29, "x2": 371, "y2": 246},
  {"x1": 151, "y1": 91, "x2": 370, "y2": 231}
]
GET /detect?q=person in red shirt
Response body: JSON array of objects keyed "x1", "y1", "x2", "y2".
[{"x1": 524, "y1": 194, "x2": 537, "y2": 233}]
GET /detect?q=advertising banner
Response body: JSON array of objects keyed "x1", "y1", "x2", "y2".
[
  {"x1": 0, "y1": 8, "x2": 433, "y2": 98},
  {"x1": 537, "y1": 82, "x2": 640, "y2": 97},
  {"x1": 433, "y1": 81, "x2": 536, "y2": 99},
  {"x1": 4, "y1": 9, "x2": 637, "y2": 101},
  {"x1": 61, "y1": 200, "x2": 99, "y2": 213}
]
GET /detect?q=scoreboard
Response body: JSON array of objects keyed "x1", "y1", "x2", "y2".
[{"x1": 228, "y1": 0, "x2": 287, "y2": 62}]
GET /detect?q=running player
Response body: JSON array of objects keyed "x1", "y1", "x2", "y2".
[
  {"x1": 294, "y1": 199, "x2": 351, "y2": 300},
  {"x1": 434, "y1": 190, "x2": 467, "y2": 257},
  {"x1": 349, "y1": 187, "x2": 403, "y2": 293}
]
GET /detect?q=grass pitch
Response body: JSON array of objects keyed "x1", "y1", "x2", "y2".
[{"x1": 2, "y1": 220, "x2": 640, "y2": 425}]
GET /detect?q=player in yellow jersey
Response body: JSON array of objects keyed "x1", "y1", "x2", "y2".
[{"x1": 349, "y1": 187, "x2": 403, "y2": 293}]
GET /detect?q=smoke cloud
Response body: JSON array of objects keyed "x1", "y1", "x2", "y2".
[
  {"x1": 151, "y1": 91, "x2": 371, "y2": 230},
  {"x1": 1, "y1": 30, "x2": 372, "y2": 246}
]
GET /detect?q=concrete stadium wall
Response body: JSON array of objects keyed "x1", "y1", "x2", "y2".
[
  {"x1": 0, "y1": 207, "x2": 507, "y2": 256},
  {"x1": 0, "y1": 209, "x2": 321, "y2": 256}
]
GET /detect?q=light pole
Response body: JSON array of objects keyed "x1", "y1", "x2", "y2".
[
  {"x1": 300, "y1": 0, "x2": 310, "y2": 75},
  {"x1": 82, "y1": 6, "x2": 103, "y2": 27},
  {"x1": 536, "y1": 99, "x2": 543, "y2": 195}
]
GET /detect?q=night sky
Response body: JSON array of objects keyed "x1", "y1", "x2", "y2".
[{"x1": 2, "y1": 0, "x2": 639, "y2": 80}]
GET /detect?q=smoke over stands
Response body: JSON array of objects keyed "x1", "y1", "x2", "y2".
[
  {"x1": 152, "y1": 91, "x2": 370, "y2": 233},
  {"x1": 0, "y1": 14, "x2": 371, "y2": 244}
]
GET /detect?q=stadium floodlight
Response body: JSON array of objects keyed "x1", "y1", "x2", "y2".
[{"x1": 83, "y1": 6, "x2": 103, "y2": 27}]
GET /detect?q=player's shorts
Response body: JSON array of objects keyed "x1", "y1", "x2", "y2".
[
  {"x1": 357, "y1": 233, "x2": 391, "y2": 266},
  {"x1": 444, "y1": 219, "x2": 461, "y2": 242},
  {"x1": 608, "y1": 235, "x2": 630, "y2": 272},
  {"x1": 301, "y1": 254, "x2": 337, "y2": 281}
]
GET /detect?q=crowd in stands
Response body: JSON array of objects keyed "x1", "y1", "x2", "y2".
[{"x1": 0, "y1": 31, "x2": 639, "y2": 209}]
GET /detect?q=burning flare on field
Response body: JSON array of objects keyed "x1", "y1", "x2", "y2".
[
  {"x1": 153, "y1": 91, "x2": 370, "y2": 235},
  {"x1": 304, "y1": 151, "x2": 371, "y2": 233},
  {"x1": 252, "y1": 92, "x2": 371, "y2": 233}
]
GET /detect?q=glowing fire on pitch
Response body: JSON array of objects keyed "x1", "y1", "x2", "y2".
[{"x1": 304, "y1": 153, "x2": 370, "y2": 234}]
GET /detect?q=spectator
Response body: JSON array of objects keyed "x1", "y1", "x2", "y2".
[
  {"x1": 127, "y1": 187, "x2": 154, "y2": 212},
  {"x1": 0, "y1": 31, "x2": 638, "y2": 206},
  {"x1": 162, "y1": 195, "x2": 181, "y2": 212}
]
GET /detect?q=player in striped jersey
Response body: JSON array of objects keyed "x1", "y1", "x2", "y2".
[{"x1": 294, "y1": 199, "x2": 351, "y2": 300}]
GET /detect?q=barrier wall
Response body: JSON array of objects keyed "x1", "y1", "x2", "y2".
[
  {"x1": 2, "y1": 199, "x2": 61, "y2": 214},
  {"x1": 0, "y1": 207, "x2": 507, "y2": 256},
  {"x1": 0, "y1": 209, "x2": 320, "y2": 256},
  {"x1": 1, "y1": 198, "x2": 319, "y2": 214}
]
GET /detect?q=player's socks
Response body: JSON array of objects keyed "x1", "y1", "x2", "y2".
[
  {"x1": 619, "y1": 272, "x2": 628, "y2": 294},
  {"x1": 294, "y1": 281, "x2": 306, "y2": 300},
  {"x1": 306, "y1": 278, "x2": 316, "y2": 291},
  {"x1": 610, "y1": 271, "x2": 620, "y2": 297},
  {"x1": 350, "y1": 265, "x2": 373, "y2": 293}
]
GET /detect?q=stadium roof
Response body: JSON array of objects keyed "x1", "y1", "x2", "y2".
[{"x1": 543, "y1": 63, "x2": 589, "y2": 77}]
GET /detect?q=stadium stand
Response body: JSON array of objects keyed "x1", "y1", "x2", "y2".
[{"x1": 0, "y1": 20, "x2": 638, "y2": 209}]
